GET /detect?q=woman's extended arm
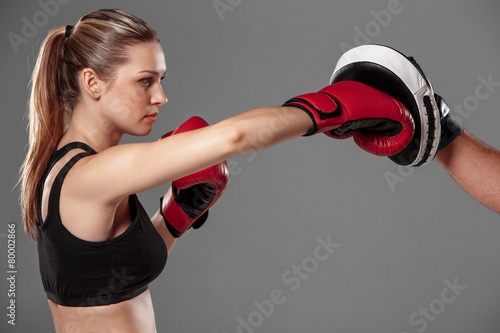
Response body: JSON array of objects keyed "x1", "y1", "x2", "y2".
[
  {"x1": 73, "y1": 106, "x2": 311, "y2": 204},
  {"x1": 436, "y1": 129, "x2": 500, "y2": 214}
]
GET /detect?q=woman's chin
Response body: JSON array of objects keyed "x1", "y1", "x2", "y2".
[{"x1": 128, "y1": 125, "x2": 153, "y2": 137}]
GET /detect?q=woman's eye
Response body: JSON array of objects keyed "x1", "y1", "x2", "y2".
[{"x1": 140, "y1": 77, "x2": 152, "y2": 85}]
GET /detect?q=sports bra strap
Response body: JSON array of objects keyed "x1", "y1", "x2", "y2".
[
  {"x1": 51, "y1": 142, "x2": 96, "y2": 165},
  {"x1": 43, "y1": 142, "x2": 97, "y2": 222}
]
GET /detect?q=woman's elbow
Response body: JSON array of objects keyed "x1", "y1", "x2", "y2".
[{"x1": 215, "y1": 121, "x2": 259, "y2": 159}]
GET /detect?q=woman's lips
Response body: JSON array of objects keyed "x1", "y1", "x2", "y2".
[{"x1": 144, "y1": 112, "x2": 158, "y2": 122}]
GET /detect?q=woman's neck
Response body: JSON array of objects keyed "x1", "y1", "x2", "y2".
[{"x1": 58, "y1": 106, "x2": 123, "y2": 153}]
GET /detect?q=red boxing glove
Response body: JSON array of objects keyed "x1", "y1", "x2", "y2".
[
  {"x1": 282, "y1": 81, "x2": 415, "y2": 156},
  {"x1": 160, "y1": 117, "x2": 230, "y2": 238}
]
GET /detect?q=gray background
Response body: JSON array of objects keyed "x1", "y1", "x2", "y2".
[{"x1": 1, "y1": 0, "x2": 500, "y2": 332}]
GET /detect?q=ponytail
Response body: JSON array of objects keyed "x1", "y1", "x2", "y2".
[
  {"x1": 21, "y1": 27, "x2": 69, "y2": 240},
  {"x1": 20, "y1": 9, "x2": 160, "y2": 241}
]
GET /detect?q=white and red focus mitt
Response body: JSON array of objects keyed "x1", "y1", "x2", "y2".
[
  {"x1": 160, "y1": 117, "x2": 230, "y2": 238},
  {"x1": 330, "y1": 44, "x2": 445, "y2": 166}
]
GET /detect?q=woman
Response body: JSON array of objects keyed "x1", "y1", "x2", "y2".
[{"x1": 19, "y1": 8, "x2": 413, "y2": 332}]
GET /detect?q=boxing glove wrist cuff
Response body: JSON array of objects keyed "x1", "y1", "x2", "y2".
[
  {"x1": 159, "y1": 196, "x2": 183, "y2": 238},
  {"x1": 282, "y1": 92, "x2": 341, "y2": 136}
]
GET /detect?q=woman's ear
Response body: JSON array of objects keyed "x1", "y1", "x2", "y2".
[{"x1": 80, "y1": 68, "x2": 102, "y2": 100}]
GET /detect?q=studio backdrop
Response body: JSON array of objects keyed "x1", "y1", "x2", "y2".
[{"x1": 1, "y1": 0, "x2": 500, "y2": 332}]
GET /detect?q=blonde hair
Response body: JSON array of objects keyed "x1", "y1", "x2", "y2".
[{"x1": 20, "y1": 9, "x2": 160, "y2": 240}]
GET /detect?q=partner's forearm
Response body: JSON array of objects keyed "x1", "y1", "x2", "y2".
[{"x1": 436, "y1": 129, "x2": 500, "y2": 214}]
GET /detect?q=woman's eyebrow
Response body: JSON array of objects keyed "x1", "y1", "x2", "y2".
[{"x1": 137, "y1": 70, "x2": 167, "y2": 76}]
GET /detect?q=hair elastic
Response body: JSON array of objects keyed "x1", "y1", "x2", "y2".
[{"x1": 65, "y1": 25, "x2": 74, "y2": 38}]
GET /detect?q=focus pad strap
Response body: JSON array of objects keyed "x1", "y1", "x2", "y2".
[
  {"x1": 173, "y1": 183, "x2": 216, "y2": 219},
  {"x1": 435, "y1": 94, "x2": 463, "y2": 151},
  {"x1": 328, "y1": 118, "x2": 403, "y2": 138}
]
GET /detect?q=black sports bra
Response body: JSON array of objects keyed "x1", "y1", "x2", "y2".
[{"x1": 37, "y1": 142, "x2": 167, "y2": 307}]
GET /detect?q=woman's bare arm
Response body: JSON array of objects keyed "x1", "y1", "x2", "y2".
[
  {"x1": 150, "y1": 210, "x2": 177, "y2": 254},
  {"x1": 72, "y1": 106, "x2": 311, "y2": 205}
]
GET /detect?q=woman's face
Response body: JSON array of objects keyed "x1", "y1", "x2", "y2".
[{"x1": 99, "y1": 42, "x2": 167, "y2": 137}]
